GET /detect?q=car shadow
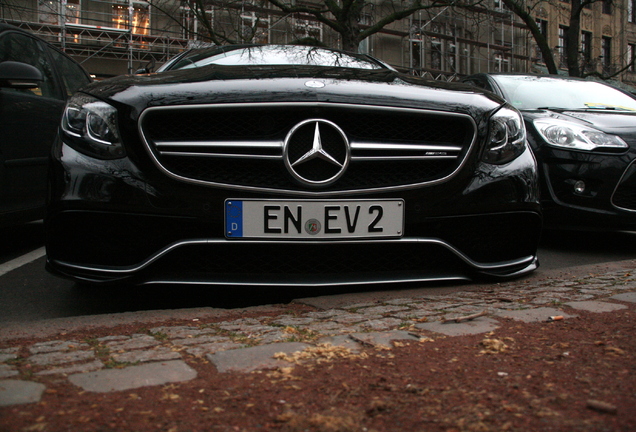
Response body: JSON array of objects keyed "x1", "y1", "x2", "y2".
[
  {"x1": 540, "y1": 229, "x2": 636, "y2": 254},
  {"x1": 536, "y1": 229, "x2": 636, "y2": 272},
  {"x1": 66, "y1": 280, "x2": 456, "y2": 315}
]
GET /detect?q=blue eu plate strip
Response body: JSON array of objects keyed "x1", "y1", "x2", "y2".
[{"x1": 225, "y1": 200, "x2": 243, "y2": 237}]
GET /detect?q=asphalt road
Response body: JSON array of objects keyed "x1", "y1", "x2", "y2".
[{"x1": 1, "y1": 221, "x2": 636, "y2": 324}]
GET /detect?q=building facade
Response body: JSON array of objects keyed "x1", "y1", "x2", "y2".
[{"x1": 0, "y1": 0, "x2": 633, "y2": 88}]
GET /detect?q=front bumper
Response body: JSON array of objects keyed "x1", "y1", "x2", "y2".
[
  {"x1": 46, "y1": 141, "x2": 542, "y2": 286},
  {"x1": 46, "y1": 210, "x2": 541, "y2": 286},
  {"x1": 534, "y1": 143, "x2": 636, "y2": 230}
]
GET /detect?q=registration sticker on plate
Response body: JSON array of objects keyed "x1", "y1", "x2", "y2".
[{"x1": 225, "y1": 199, "x2": 404, "y2": 239}]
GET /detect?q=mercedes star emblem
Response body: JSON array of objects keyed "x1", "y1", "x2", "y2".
[{"x1": 283, "y1": 119, "x2": 350, "y2": 187}]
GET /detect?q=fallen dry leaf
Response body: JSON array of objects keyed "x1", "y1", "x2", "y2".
[{"x1": 480, "y1": 338, "x2": 508, "y2": 354}]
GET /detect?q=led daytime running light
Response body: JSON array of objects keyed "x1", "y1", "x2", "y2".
[{"x1": 484, "y1": 105, "x2": 527, "y2": 164}]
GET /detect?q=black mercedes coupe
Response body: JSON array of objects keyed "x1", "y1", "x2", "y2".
[
  {"x1": 463, "y1": 73, "x2": 636, "y2": 231},
  {"x1": 45, "y1": 45, "x2": 541, "y2": 287}
]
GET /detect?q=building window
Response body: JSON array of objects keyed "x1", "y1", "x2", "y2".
[
  {"x1": 409, "y1": 19, "x2": 425, "y2": 72},
  {"x1": 431, "y1": 38, "x2": 442, "y2": 70},
  {"x1": 411, "y1": 41, "x2": 422, "y2": 70},
  {"x1": 628, "y1": 43, "x2": 636, "y2": 72},
  {"x1": 581, "y1": 31, "x2": 592, "y2": 65},
  {"x1": 447, "y1": 39, "x2": 457, "y2": 72},
  {"x1": 558, "y1": 25, "x2": 568, "y2": 67},
  {"x1": 430, "y1": 23, "x2": 443, "y2": 71},
  {"x1": 602, "y1": 0, "x2": 612, "y2": 15},
  {"x1": 357, "y1": 14, "x2": 371, "y2": 55},
  {"x1": 493, "y1": 52, "x2": 509, "y2": 72},
  {"x1": 537, "y1": 19, "x2": 548, "y2": 36},
  {"x1": 630, "y1": 0, "x2": 636, "y2": 23},
  {"x1": 602, "y1": 36, "x2": 612, "y2": 72}
]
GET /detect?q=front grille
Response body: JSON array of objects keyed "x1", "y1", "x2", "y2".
[
  {"x1": 613, "y1": 161, "x2": 636, "y2": 211},
  {"x1": 139, "y1": 103, "x2": 476, "y2": 194}
]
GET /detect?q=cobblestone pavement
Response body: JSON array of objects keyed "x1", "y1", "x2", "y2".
[{"x1": 1, "y1": 266, "x2": 636, "y2": 407}]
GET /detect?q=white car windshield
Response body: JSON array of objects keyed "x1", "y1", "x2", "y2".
[{"x1": 493, "y1": 75, "x2": 636, "y2": 111}]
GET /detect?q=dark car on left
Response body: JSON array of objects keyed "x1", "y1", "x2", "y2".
[{"x1": 0, "y1": 23, "x2": 91, "y2": 227}]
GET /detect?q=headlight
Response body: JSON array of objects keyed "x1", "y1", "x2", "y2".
[
  {"x1": 483, "y1": 105, "x2": 527, "y2": 164},
  {"x1": 533, "y1": 118, "x2": 628, "y2": 152},
  {"x1": 61, "y1": 93, "x2": 125, "y2": 159}
]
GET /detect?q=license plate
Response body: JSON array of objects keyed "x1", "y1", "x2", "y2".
[{"x1": 225, "y1": 199, "x2": 404, "y2": 239}]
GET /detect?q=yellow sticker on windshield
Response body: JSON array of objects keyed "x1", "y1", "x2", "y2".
[{"x1": 584, "y1": 102, "x2": 636, "y2": 111}]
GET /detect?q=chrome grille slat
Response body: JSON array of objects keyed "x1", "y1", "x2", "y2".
[
  {"x1": 351, "y1": 142, "x2": 463, "y2": 152},
  {"x1": 139, "y1": 102, "x2": 477, "y2": 194},
  {"x1": 352, "y1": 156, "x2": 458, "y2": 161},
  {"x1": 154, "y1": 140, "x2": 282, "y2": 148},
  {"x1": 155, "y1": 140, "x2": 462, "y2": 160},
  {"x1": 157, "y1": 152, "x2": 282, "y2": 160}
]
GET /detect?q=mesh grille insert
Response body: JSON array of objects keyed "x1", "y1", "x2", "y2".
[{"x1": 141, "y1": 103, "x2": 476, "y2": 192}]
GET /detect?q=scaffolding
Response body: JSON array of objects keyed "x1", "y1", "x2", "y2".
[
  {"x1": 0, "y1": 0, "x2": 189, "y2": 76},
  {"x1": 407, "y1": 4, "x2": 532, "y2": 80}
]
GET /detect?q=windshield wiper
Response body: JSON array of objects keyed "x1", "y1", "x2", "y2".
[{"x1": 537, "y1": 106, "x2": 634, "y2": 112}]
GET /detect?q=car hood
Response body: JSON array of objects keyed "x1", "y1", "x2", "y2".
[{"x1": 82, "y1": 64, "x2": 504, "y2": 120}]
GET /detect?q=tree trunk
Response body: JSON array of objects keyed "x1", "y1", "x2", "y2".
[
  {"x1": 566, "y1": 0, "x2": 582, "y2": 76},
  {"x1": 336, "y1": 0, "x2": 364, "y2": 52},
  {"x1": 340, "y1": 32, "x2": 361, "y2": 52}
]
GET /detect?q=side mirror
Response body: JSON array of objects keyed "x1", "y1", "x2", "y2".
[
  {"x1": 135, "y1": 58, "x2": 156, "y2": 75},
  {"x1": 0, "y1": 61, "x2": 43, "y2": 90}
]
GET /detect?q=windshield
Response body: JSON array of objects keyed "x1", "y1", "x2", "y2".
[
  {"x1": 492, "y1": 75, "x2": 636, "y2": 111},
  {"x1": 164, "y1": 45, "x2": 383, "y2": 71}
]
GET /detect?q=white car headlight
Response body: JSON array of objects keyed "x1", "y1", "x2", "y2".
[
  {"x1": 533, "y1": 118, "x2": 628, "y2": 152},
  {"x1": 483, "y1": 105, "x2": 527, "y2": 164},
  {"x1": 61, "y1": 93, "x2": 125, "y2": 159}
]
